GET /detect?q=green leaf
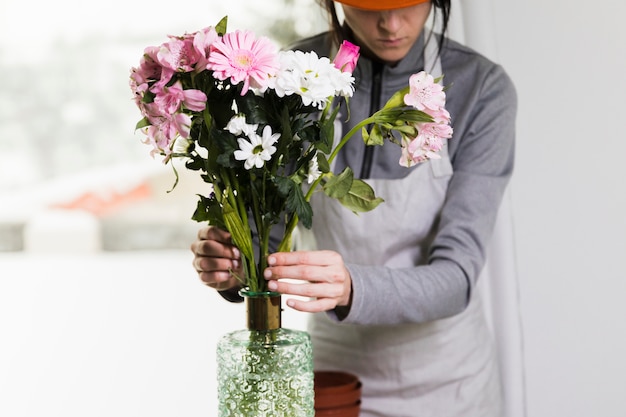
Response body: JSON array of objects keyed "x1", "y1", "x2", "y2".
[
  {"x1": 393, "y1": 124, "x2": 418, "y2": 136},
  {"x1": 275, "y1": 175, "x2": 293, "y2": 196},
  {"x1": 323, "y1": 168, "x2": 353, "y2": 199},
  {"x1": 134, "y1": 117, "x2": 150, "y2": 131},
  {"x1": 235, "y1": 93, "x2": 270, "y2": 125},
  {"x1": 185, "y1": 154, "x2": 205, "y2": 171},
  {"x1": 399, "y1": 109, "x2": 433, "y2": 123},
  {"x1": 209, "y1": 128, "x2": 238, "y2": 168},
  {"x1": 202, "y1": 107, "x2": 213, "y2": 134},
  {"x1": 317, "y1": 153, "x2": 330, "y2": 174},
  {"x1": 296, "y1": 123, "x2": 319, "y2": 144},
  {"x1": 337, "y1": 178, "x2": 384, "y2": 213},
  {"x1": 207, "y1": 85, "x2": 236, "y2": 128},
  {"x1": 364, "y1": 125, "x2": 384, "y2": 146},
  {"x1": 166, "y1": 163, "x2": 180, "y2": 193},
  {"x1": 141, "y1": 90, "x2": 156, "y2": 104},
  {"x1": 318, "y1": 105, "x2": 340, "y2": 153},
  {"x1": 275, "y1": 176, "x2": 313, "y2": 228},
  {"x1": 361, "y1": 126, "x2": 369, "y2": 143},
  {"x1": 381, "y1": 86, "x2": 410, "y2": 110},
  {"x1": 372, "y1": 108, "x2": 404, "y2": 123},
  {"x1": 292, "y1": 151, "x2": 315, "y2": 184},
  {"x1": 292, "y1": 188, "x2": 313, "y2": 229},
  {"x1": 191, "y1": 194, "x2": 225, "y2": 229},
  {"x1": 215, "y1": 16, "x2": 228, "y2": 36}
]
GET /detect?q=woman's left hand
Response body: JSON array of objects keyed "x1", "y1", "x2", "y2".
[{"x1": 263, "y1": 250, "x2": 352, "y2": 313}]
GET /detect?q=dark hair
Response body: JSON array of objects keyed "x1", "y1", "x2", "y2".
[{"x1": 316, "y1": 0, "x2": 451, "y2": 56}]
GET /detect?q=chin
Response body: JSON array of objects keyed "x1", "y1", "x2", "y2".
[{"x1": 380, "y1": 53, "x2": 406, "y2": 66}]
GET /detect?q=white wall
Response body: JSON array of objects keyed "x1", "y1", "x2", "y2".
[{"x1": 486, "y1": 1, "x2": 626, "y2": 416}]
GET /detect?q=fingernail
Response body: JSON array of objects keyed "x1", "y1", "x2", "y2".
[
  {"x1": 233, "y1": 248, "x2": 240, "y2": 258},
  {"x1": 232, "y1": 259, "x2": 240, "y2": 269},
  {"x1": 286, "y1": 299, "x2": 295, "y2": 307},
  {"x1": 267, "y1": 256, "x2": 275, "y2": 265},
  {"x1": 264, "y1": 269, "x2": 272, "y2": 279},
  {"x1": 268, "y1": 280, "x2": 277, "y2": 290}
]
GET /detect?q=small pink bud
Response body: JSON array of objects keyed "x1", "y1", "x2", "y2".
[{"x1": 333, "y1": 41, "x2": 360, "y2": 73}]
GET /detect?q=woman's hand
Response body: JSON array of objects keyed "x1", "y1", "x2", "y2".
[
  {"x1": 190, "y1": 226, "x2": 243, "y2": 291},
  {"x1": 263, "y1": 250, "x2": 352, "y2": 313}
]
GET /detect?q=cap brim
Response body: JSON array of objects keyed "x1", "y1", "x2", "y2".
[{"x1": 335, "y1": 0, "x2": 430, "y2": 11}]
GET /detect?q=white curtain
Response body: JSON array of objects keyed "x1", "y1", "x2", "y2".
[{"x1": 447, "y1": 2, "x2": 528, "y2": 417}]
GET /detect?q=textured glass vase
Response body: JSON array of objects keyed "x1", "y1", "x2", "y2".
[{"x1": 216, "y1": 290, "x2": 315, "y2": 417}]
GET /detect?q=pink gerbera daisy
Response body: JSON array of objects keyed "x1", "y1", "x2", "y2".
[{"x1": 207, "y1": 30, "x2": 280, "y2": 95}]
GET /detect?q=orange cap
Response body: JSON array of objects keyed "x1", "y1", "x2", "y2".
[{"x1": 334, "y1": 0, "x2": 430, "y2": 11}]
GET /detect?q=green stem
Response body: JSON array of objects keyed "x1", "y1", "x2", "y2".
[
  {"x1": 259, "y1": 220, "x2": 271, "y2": 291},
  {"x1": 249, "y1": 174, "x2": 269, "y2": 293},
  {"x1": 277, "y1": 213, "x2": 299, "y2": 253},
  {"x1": 223, "y1": 172, "x2": 256, "y2": 287},
  {"x1": 276, "y1": 115, "x2": 378, "y2": 252},
  {"x1": 327, "y1": 116, "x2": 377, "y2": 165}
]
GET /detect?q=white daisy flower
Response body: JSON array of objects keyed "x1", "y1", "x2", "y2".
[
  {"x1": 172, "y1": 136, "x2": 193, "y2": 154},
  {"x1": 233, "y1": 125, "x2": 279, "y2": 170},
  {"x1": 307, "y1": 155, "x2": 321, "y2": 184},
  {"x1": 226, "y1": 114, "x2": 258, "y2": 137},
  {"x1": 272, "y1": 50, "x2": 353, "y2": 109}
]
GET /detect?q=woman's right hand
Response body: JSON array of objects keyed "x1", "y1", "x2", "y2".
[{"x1": 190, "y1": 226, "x2": 243, "y2": 291}]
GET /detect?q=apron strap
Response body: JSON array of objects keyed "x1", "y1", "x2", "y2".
[{"x1": 424, "y1": 33, "x2": 442, "y2": 78}]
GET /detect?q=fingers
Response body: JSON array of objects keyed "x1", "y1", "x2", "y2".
[
  {"x1": 191, "y1": 237, "x2": 240, "y2": 260},
  {"x1": 193, "y1": 255, "x2": 240, "y2": 278},
  {"x1": 194, "y1": 256, "x2": 242, "y2": 290},
  {"x1": 265, "y1": 250, "x2": 343, "y2": 283},
  {"x1": 284, "y1": 296, "x2": 338, "y2": 313},
  {"x1": 264, "y1": 250, "x2": 352, "y2": 313},
  {"x1": 200, "y1": 273, "x2": 240, "y2": 291},
  {"x1": 268, "y1": 250, "x2": 339, "y2": 267},
  {"x1": 197, "y1": 225, "x2": 231, "y2": 242},
  {"x1": 191, "y1": 226, "x2": 242, "y2": 291},
  {"x1": 273, "y1": 278, "x2": 344, "y2": 297},
  {"x1": 193, "y1": 227, "x2": 240, "y2": 258}
]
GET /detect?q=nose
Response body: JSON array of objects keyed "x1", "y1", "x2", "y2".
[{"x1": 378, "y1": 11, "x2": 402, "y2": 33}]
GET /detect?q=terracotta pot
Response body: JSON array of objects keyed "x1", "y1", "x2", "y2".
[
  {"x1": 314, "y1": 371, "x2": 359, "y2": 395},
  {"x1": 314, "y1": 371, "x2": 362, "y2": 416},
  {"x1": 315, "y1": 401, "x2": 361, "y2": 417}
]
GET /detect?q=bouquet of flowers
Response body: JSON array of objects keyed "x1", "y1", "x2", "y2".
[{"x1": 129, "y1": 16, "x2": 452, "y2": 293}]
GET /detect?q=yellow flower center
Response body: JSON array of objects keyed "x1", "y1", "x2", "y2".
[{"x1": 234, "y1": 51, "x2": 254, "y2": 69}]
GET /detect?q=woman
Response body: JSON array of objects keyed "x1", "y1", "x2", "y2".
[{"x1": 191, "y1": 1, "x2": 517, "y2": 416}]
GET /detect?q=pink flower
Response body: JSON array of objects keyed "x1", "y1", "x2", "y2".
[
  {"x1": 153, "y1": 81, "x2": 207, "y2": 115},
  {"x1": 207, "y1": 30, "x2": 280, "y2": 95},
  {"x1": 428, "y1": 106, "x2": 451, "y2": 125},
  {"x1": 399, "y1": 120, "x2": 453, "y2": 167},
  {"x1": 333, "y1": 41, "x2": 360, "y2": 73},
  {"x1": 146, "y1": 114, "x2": 178, "y2": 140},
  {"x1": 416, "y1": 121, "x2": 453, "y2": 144},
  {"x1": 130, "y1": 46, "x2": 161, "y2": 87},
  {"x1": 130, "y1": 46, "x2": 168, "y2": 104},
  {"x1": 130, "y1": 45, "x2": 176, "y2": 93},
  {"x1": 193, "y1": 26, "x2": 219, "y2": 71},
  {"x1": 141, "y1": 121, "x2": 178, "y2": 161},
  {"x1": 171, "y1": 112, "x2": 192, "y2": 139},
  {"x1": 157, "y1": 35, "x2": 202, "y2": 73},
  {"x1": 141, "y1": 125, "x2": 170, "y2": 158},
  {"x1": 404, "y1": 71, "x2": 446, "y2": 112}
]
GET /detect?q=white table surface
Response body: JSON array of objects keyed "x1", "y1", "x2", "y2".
[{"x1": 0, "y1": 250, "x2": 309, "y2": 417}]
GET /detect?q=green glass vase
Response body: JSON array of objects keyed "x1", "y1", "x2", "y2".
[{"x1": 216, "y1": 290, "x2": 315, "y2": 417}]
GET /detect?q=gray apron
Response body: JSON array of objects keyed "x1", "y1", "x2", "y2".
[{"x1": 298, "y1": 38, "x2": 503, "y2": 417}]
